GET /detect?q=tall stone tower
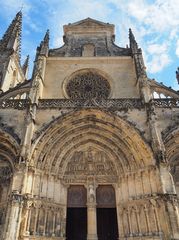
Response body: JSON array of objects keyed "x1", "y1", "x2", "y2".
[{"x1": 0, "y1": 13, "x2": 179, "y2": 240}]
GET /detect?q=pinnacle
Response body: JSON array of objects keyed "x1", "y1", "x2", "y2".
[
  {"x1": 44, "y1": 29, "x2": 50, "y2": 43},
  {"x1": 0, "y1": 11, "x2": 22, "y2": 59},
  {"x1": 129, "y1": 28, "x2": 135, "y2": 40},
  {"x1": 129, "y1": 28, "x2": 138, "y2": 50}
]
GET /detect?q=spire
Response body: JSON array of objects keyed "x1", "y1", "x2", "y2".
[
  {"x1": 0, "y1": 11, "x2": 22, "y2": 59},
  {"x1": 38, "y1": 29, "x2": 49, "y2": 56},
  {"x1": 129, "y1": 28, "x2": 138, "y2": 54},
  {"x1": 22, "y1": 55, "x2": 29, "y2": 78}
]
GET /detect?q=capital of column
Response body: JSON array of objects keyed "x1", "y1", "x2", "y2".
[
  {"x1": 11, "y1": 191, "x2": 24, "y2": 206},
  {"x1": 87, "y1": 202, "x2": 97, "y2": 208},
  {"x1": 87, "y1": 233, "x2": 98, "y2": 240}
]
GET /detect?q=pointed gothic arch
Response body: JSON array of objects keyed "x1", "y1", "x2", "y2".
[
  {"x1": 31, "y1": 109, "x2": 155, "y2": 178},
  {"x1": 164, "y1": 127, "x2": 179, "y2": 195},
  {"x1": 0, "y1": 128, "x2": 20, "y2": 173},
  {"x1": 0, "y1": 129, "x2": 20, "y2": 238}
]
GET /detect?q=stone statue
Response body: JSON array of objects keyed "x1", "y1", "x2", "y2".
[{"x1": 88, "y1": 184, "x2": 95, "y2": 203}]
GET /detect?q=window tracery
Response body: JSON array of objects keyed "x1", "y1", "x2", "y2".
[{"x1": 66, "y1": 72, "x2": 111, "y2": 99}]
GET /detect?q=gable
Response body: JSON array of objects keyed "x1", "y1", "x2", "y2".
[{"x1": 63, "y1": 17, "x2": 114, "y2": 35}]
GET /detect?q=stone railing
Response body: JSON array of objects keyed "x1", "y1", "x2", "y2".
[
  {"x1": 38, "y1": 98, "x2": 144, "y2": 110},
  {"x1": 0, "y1": 99, "x2": 29, "y2": 109},
  {"x1": 0, "y1": 98, "x2": 179, "y2": 110},
  {"x1": 152, "y1": 98, "x2": 179, "y2": 108}
]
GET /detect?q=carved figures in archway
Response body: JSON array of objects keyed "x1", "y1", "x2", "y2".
[{"x1": 64, "y1": 147, "x2": 118, "y2": 184}]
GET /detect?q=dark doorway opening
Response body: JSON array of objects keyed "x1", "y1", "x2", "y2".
[
  {"x1": 97, "y1": 208, "x2": 118, "y2": 240},
  {"x1": 66, "y1": 185, "x2": 87, "y2": 240},
  {"x1": 96, "y1": 185, "x2": 119, "y2": 240},
  {"x1": 66, "y1": 207, "x2": 87, "y2": 240}
]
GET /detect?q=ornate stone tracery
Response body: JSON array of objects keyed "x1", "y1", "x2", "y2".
[{"x1": 66, "y1": 71, "x2": 111, "y2": 99}]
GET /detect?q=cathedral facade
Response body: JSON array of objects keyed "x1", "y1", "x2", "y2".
[{"x1": 0, "y1": 12, "x2": 179, "y2": 240}]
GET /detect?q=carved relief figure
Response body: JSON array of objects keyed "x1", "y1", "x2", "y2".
[{"x1": 64, "y1": 148, "x2": 117, "y2": 183}]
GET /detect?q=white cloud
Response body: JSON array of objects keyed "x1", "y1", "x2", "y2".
[
  {"x1": 147, "y1": 53, "x2": 171, "y2": 74},
  {"x1": 126, "y1": 0, "x2": 179, "y2": 34},
  {"x1": 43, "y1": 0, "x2": 112, "y2": 48},
  {"x1": 171, "y1": 80, "x2": 179, "y2": 91},
  {"x1": 147, "y1": 43, "x2": 168, "y2": 55},
  {"x1": 41, "y1": 0, "x2": 178, "y2": 77},
  {"x1": 0, "y1": 0, "x2": 32, "y2": 19}
]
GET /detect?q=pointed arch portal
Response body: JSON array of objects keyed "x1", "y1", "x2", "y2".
[{"x1": 30, "y1": 109, "x2": 156, "y2": 240}]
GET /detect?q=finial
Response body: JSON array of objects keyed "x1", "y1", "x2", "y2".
[
  {"x1": 176, "y1": 67, "x2": 179, "y2": 84},
  {"x1": 20, "y1": 4, "x2": 24, "y2": 11}
]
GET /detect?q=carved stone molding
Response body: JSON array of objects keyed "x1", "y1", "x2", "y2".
[
  {"x1": 38, "y1": 98, "x2": 144, "y2": 110},
  {"x1": 11, "y1": 191, "x2": 24, "y2": 203},
  {"x1": 0, "y1": 98, "x2": 178, "y2": 110},
  {"x1": 0, "y1": 98, "x2": 143, "y2": 111}
]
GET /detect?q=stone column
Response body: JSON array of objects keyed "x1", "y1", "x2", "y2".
[
  {"x1": 25, "y1": 207, "x2": 31, "y2": 236},
  {"x1": 43, "y1": 209, "x2": 47, "y2": 236},
  {"x1": 4, "y1": 192, "x2": 24, "y2": 240},
  {"x1": 52, "y1": 212, "x2": 56, "y2": 237},
  {"x1": 87, "y1": 183, "x2": 98, "y2": 240},
  {"x1": 33, "y1": 207, "x2": 38, "y2": 235}
]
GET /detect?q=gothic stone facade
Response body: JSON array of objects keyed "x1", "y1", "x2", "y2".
[{"x1": 0, "y1": 12, "x2": 179, "y2": 240}]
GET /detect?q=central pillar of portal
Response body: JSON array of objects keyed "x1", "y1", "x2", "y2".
[{"x1": 87, "y1": 181, "x2": 98, "y2": 240}]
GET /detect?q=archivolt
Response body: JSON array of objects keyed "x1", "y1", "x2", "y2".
[
  {"x1": 164, "y1": 127, "x2": 179, "y2": 166},
  {"x1": 31, "y1": 109, "x2": 154, "y2": 175},
  {"x1": 0, "y1": 128, "x2": 20, "y2": 169}
]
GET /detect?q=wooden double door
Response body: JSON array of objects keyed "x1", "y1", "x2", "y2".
[{"x1": 66, "y1": 185, "x2": 119, "y2": 240}]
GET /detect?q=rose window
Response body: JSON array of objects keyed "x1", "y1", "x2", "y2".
[{"x1": 66, "y1": 72, "x2": 110, "y2": 99}]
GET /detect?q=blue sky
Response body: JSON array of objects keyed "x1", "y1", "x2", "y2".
[{"x1": 0, "y1": 0, "x2": 179, "y2": 90}]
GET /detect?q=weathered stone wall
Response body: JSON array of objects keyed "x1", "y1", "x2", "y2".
[{"x1": 42, "y1": 57, "x2": 139, "y2": 99}]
